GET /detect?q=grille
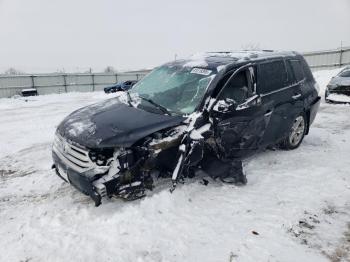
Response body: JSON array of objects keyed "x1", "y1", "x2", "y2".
[{"x1": 53, "y1": 134, "x2": 94, "y2": 173}]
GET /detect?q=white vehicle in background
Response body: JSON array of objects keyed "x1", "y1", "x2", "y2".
[{"x1": 325, "y1": 66, "x2": 350, "y2": 103}]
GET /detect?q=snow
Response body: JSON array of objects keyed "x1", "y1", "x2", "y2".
[
  {"x1": 21, "y1": 88, "x2": 37, "y2": 92},
  {"x1": 191, "y1": 51, "x2": 260, "y2": 61},
  {"x1": 67, "y1": 120, "x2": 96, "y2": 137},
  {"x1": 189, "y1": 123, "x2": 211, "y2": 140},
  {"x1": 183, "y1": 59, "x2": 208, "y2": 68},
  {"x1": 327, "y1": 93, "x2": 350, "y2": 103},
  {"x1": 217, "y1": 65, "x2": 227, "y2": 72},
  {"x1": 1, "y1": 69, "x2": 350, "y2": 261}
]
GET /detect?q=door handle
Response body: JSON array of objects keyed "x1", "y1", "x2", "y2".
[
  {"x1": 292, "y1": 93, "x2": 302, "y2": 100},
  {"x1": 264, "y1": 110, "x2": 272, "y2": 117}
]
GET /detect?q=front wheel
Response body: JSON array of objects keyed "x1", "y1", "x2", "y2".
[
  {"x1": 280, "y1": 114, "x2": 306, "y2": 150},
  {"x1": 325, "y1": 90, "x2": 331, "y2": 103}
]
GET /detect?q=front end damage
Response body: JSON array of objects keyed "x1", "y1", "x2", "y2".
[
  {"x1": 52, "y1": 125, "x2": 187, "y2": 206},
  {"x1": 52, "y1": 111, "x2": 224, "y2": 206},
  {"x1": 51, "y1": 60, "x2": 256, "y2": 206}
]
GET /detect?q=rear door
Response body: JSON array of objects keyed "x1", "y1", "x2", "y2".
[
  {"x1": 257, "y1": 59, "x2": 303, "y2": 146},
  {"x1": 283, "y1": 59, "x2": 306, "y2": 135}
]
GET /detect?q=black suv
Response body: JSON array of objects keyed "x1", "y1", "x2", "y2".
[{"x1": 52, "y1": 51, "x2": 321, "y2": 206}]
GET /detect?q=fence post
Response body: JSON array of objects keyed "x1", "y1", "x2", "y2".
[
  {"x1": 31, "y1": 75, "x2": 35, "y2": 92},
  {"x1": 92, "y1": 74, "x2": 95, "y2": 92},
  {"x1": 339, "y1": 47, "x2": 344, "y2": 67},
  {"x1": 63, "y1": 74, "x2": 67, "y2": 93}
]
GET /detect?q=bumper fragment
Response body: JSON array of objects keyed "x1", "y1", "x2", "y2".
[{"x1": 52, "y1": 151, "x2": 103, "y2": 206}]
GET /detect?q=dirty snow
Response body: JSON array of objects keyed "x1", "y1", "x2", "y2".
[{"x1": 0, "y1": 69, "x2": 350, "y2": 261}]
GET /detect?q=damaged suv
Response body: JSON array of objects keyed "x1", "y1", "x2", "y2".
[{"x1": 52, "y1": 51, "x2": 321, "y2": 206}]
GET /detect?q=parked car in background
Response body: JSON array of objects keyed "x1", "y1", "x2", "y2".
[
  {"x1": 104, "y1": 80, "x2": 137, "y2": 93},
  {"x1": 325, "y1": 66, "x2": 350, "y2": 103},
  {"x1": 21, "y1": 88, "x2": 38, "y2": 97},
  {"x1": 52, "y1": 50, "x2": 320, "y2": 206}
]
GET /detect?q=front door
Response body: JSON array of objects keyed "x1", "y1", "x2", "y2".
[{"x1": 210, "y1": 66, "x2": 270, "y2": 159}]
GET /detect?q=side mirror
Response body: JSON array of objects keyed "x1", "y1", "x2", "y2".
[
  {"x1": 236, "y1": 95, "x2": 261, "y2": 111},
  {"x1": 214, "y1": 98, "x2": 236, "y2": 112}
]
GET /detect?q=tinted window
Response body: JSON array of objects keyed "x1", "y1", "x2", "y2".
[
  {"x1": 300, "y1": 57, "x2": 314, "y2": 82},
  {"x1": 289, "y1": 60, "x2": 305, "y2": 82},
  {"x1": 258, "y1": 60, "x2": 287, "y2": 94},
  {"x1": 285, "y1": 59, "x2": 295, "y2": 84},
  {"x1": 219, "y1": 70, "x2": 253, "y2": 104}
]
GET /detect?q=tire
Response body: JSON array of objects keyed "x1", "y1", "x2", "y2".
[
  {"x1": 325, "y1": 92, "x2": 330, "y2": 103},
  {"x1": 280, "y1": 114, "x2": 307, "y2": 150}
]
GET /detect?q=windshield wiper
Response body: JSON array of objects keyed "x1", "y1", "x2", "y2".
[{"x1": 139, "y1": 96, "x2": 171, "y2": 115}]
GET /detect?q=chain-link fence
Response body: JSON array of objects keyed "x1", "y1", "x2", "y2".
[{"x1": 302, "y1": 46, "x2": 350, "y2": 71}]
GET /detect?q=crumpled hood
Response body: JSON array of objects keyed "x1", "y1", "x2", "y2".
[{"x1": 57, "y1": 98, "x2": 184, "y2": 148}]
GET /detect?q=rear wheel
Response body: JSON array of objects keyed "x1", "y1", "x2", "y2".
[{"x1": 280, "y1": 114, "x2": 306, "y2": 150}]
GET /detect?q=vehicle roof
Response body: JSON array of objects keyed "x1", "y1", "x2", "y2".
[{"x1": 166, "y1": 50, "x2": 300, "y2": 72}]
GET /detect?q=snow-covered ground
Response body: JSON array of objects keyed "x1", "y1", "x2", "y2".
[{"x1": 0, "y1": 69, "x2": 349, "y2": 262}]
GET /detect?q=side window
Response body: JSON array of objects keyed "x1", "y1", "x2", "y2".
[
  {"x1": 258, "y1": 60, "x2": 287, "y2": 94},
  {"x1": 285, "y1": 59, "x2": 296, "y2": 84},
  {"x1": 300, "y1": 57, "x2": 314, "y2": 81},
  {"x1": 218, "y1": 70, "x2": 254, "y2": 104},
  {"x1": 289, "y1": 60, "x2": 305, "y2": 82}
]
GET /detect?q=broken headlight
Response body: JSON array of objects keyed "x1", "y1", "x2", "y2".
[{"x1": 89, "y1": 149, "x2": 114, "y2": 166}]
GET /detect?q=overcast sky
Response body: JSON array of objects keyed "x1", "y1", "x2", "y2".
[{"x1": 0, "y1": 0, "x2": 349, "y2": 73}]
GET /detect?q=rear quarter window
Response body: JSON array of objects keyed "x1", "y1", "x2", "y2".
[
  {"x1": 289, "y1": 59, "x2": 305, "y2": 82},
  {"x1": 300, "y1": 57, "x2": 314, "y2": 82},
  {"x1": 257, "y1": 60, "x2": 287, "y2": 94}
]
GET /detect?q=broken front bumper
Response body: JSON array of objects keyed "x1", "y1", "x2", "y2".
[
  {"x1": 52, "y1": 150, "x2": 105, "y2": 206},
  {"x1": 325, "y1": 86, "x2": 350, "y2": 103}
]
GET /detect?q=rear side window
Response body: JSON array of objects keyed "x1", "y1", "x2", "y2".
[
  {"x1": 289, "y1": 60, "x2": 305, "y2": 82},
  {"x1": 300, "y1": 57, "x2": 314, "y2": 82},
  {"x1": 285, "y1": 59, "x2": 296, "y2": 84},
  {"x1": 258, "y1": 60, "x2": 287, "y2": 94}
]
